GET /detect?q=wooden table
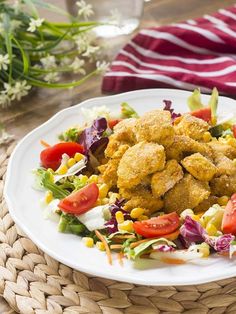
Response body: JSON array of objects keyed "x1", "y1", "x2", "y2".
[{"x1": 1, "y1": 0, "x2": 235, "y2": 312}]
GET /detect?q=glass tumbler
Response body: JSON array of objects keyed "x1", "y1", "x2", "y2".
[{"x1": 67, "y1": 0, "x2": 144, "y2": 37}]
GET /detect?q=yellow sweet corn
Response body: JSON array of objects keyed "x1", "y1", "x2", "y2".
[
  {"x1": 82, "y1": 237, "x2": 94, "y2": 248},
  {"x1": 88, "y1": 175, "x2": 98, "y2": 184},
  {"x1": 101, "y1": 198, "x2": 109, "y2": 205},
  {"x1": 227, "y1": 137, "x2": 236, "y2": 147},
  {"x1": 74, "y1": 152, "x2": 84, "y2": 162},
  {"x1": 57, "y1": 165, "x2": 68, "y2": 175},
  {"x1": 45, "y1": 191, "x2": 53, "y2": 204},
  {"x1": 67, "y1": 158, "x2": 76, "y2": 168},
  {"x1": 115, "y1": 211, "x2": 124, "y2": 224},
  {"x1": 130, "y1": 207, "x2": 145, "y2": 219},
  {"x1": 96, "y1": 241, "x2": 105, "y2": 251},
  {"x1": 138, "y1": 215, "x2": 149, "y2": 221},
  {"x1": 118, "y1": 220, "x2": 134, "y2": 232},
  {"x1": 95, "y1": 198, "x2": 102, "y2": 206},
  {"x1": 108, "y1": 192, "x2": 120, "y2": 204},
  {"x1": 218, "y1": 196, "x2": 229, "y2": 206},
  {"x1": 203, "y1": 132, "x2": 212, "y2": 143},
  {"x1": 206, "y1": 223, "x2": 218, "y2": 236},
  {"x1": 99, "y1": 183, "x2": 109, "y2": 199}
]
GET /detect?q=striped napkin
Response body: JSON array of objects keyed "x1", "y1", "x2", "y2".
[{"x1": 102, "y1": 5, "x2": 236, "y2": 95}]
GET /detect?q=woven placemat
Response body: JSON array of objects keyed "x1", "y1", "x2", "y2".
[{"x1": 1, "y1": 142, "x2": 236, "y2": 314}]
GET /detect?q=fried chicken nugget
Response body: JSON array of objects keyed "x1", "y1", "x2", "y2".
[
  {"x1": 181, "y1": 153, "x2": 217, "y2": 181},
  {"x1": 174, "y1": 114, "x2": 209, "y2": 140},
  {"x1": 117, "y1": 142, "x2": 166, "y2": 189},
  {"x1": 210, "y1": 174, "x2": 236, "y2": 197},
  {"x1": 208, "y1": 141, "x2": 236, "y2": 160},
  {"x1": 135, "y1": 110, "x2": 174, "y2": 147},
  {"x1": 164, "y1": 174, "x2": 210, "y2": 213},
  {"x1": 98, "y1": 145, "x2": 129, "y2": 187},
  {"x1": 166, "y1": 135, "x2": 213, "y2": 161},
  {"x1": 120, "y1": 185, "x2": 163, "y2": 213},
  {"x1": 105, "y1": 119, "x2": 136, "y2": 158},
  {"x1": 151, "y1": 160, "x2": 183, "y2": 197},
  {"x1": 213, "y1": 153, "x2": 236, "y2": 176},
  {"x1": 194, "y1": 195, "x2": 218, "y2": 213}
]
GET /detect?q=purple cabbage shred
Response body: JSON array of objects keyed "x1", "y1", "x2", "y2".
[
  {"x1": 163, "y1": 100, "x2": 181, "y2": 121},
  {"x1": 105, "y1": 199, "x2": 130, "y2": 234}
]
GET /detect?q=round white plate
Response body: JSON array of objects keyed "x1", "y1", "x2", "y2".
[{"x1": 4, "y1": 89, "x2": 236, "y2": 286}]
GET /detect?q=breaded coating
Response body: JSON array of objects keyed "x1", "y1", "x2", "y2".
[
  {"x1": 164, "y1": 174, "x2": 210, "y2": 213},
  {"x1": 117, "y1": 142, "x2": 166, "y2": 189},
  {"x1": 210, "y1": 174, "x2": 236, "y2": 197},
  {"x1": 174, "y1": 114, "x2": 209, "y2": 140},
  {"x1": 166, "y1": 135, "x2": 213, "y2": 161},
  {"x1": 194, "y1": 195, "x2": 218, "y2": 213},
  {"x1": 113, "y1": 118, "x2": 137, "y2": 143},
  {"x1": 181, "y1": 153, "x2": 216, "y2": 181},
  {"x1": 151, "y1": 160, "x2": 183, "y2": 197},
  {"x1": 214, "y1": 153, "x2": 236, "y2": 176},
  {"x1": 135, "y1": 110, "x2": 174, "y2": 147},
  {"x1": 208, "y1": 141, "x2": 236, "y2": 160},
  {"x1": 98, "y1": 145, "x2": 129, "y2": 187},
  {"x1": 98, "y1": 158, "x2": 120, "y2": 188}
]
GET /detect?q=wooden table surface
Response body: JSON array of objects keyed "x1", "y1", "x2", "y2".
[{"x1": 1, "y1": 0, "x2": 235, "y2": 312}]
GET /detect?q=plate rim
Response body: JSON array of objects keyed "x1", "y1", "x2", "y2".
[{"x1": 4, "y1": 88, "x2": 236, "y2": 286}]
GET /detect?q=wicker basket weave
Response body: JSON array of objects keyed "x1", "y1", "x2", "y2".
[{"x1": 1, "y1": 142, "x2": 236, "y2": 314}]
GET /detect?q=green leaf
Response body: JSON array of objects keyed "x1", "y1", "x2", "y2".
[
  {"x1": 187, "y1": 88, "x2": 204, "y2": 111},
  {"x1": 208, "y1": 87, "x2": 218, "y2": 124},
  {"x1": 12, "y1": 36, "x2": 29, "y2": 75},
  {"x1": 58, "y1": 213, "x2": 87, "y2": 235},
  {"x1": 121, "y1": 102, "x2": 139, "y2": 118},
  {"x1": 58, "y1": 127, "x2": 81, "y2": 142},
  {"x1": 2, "y1": 13, "x2": 13, "y2": 82}
]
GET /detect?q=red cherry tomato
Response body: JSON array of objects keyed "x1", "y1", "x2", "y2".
[
  {"x1": 40, "y1": 142, "x2": 84, "y2": 170},
  {"x1": 58, "y1": 183, "x2": 99, "y2": 215},
  {"x1": 222, "y1": 193, "x2": 236, "y2": 235},
  {"x1": 191, "y1": 107, "x2": 211, "y2": 123},
  {"x1": 108, "y1": 119, "x2": 122, "y2": 129},
  {"x1": 232, "y1": 125, "x2": 236, "y2": 138},
  {"x1": 133, "y1": 212, "x2": 180, "y2": 238}
]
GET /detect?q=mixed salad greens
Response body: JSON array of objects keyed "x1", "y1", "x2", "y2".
[{"x1": 33, "y1": 88, "x2": 236, "y2": 265}]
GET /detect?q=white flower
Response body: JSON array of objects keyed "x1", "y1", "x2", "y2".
[
  {"x1": 27, "y1": 18, "x2": 44, "y2": 32},
  {"x1": 96, "y1": 61, "x2": 110, "y2": 73},
  {"x1": 0, "y1": 93, "x2": 11, "y2": 109},
  {"x1": 10, "y1": 80, "x2": 31, "y2": 101},
  {"x1": 40, "y1": 55, "x2": 56, "y2": 69},
  {"x1": 70, "y1": 57, "x2": 86, "y2": 74},
  {"x1": 60, "y1": 57, "x2": 71, "y2": 66},
  {"x1": 76, "y1": 0, "x2": 94, "y2": 19},
  {"x1": 0, "y1": 54, "x2": 10, "y2": 71},
  {"x1": 82, "y1": 45, "x2": 99, "y2": 58},
  {"x1": 44, "y1": 72, "x2": 60, "y2": 83}
]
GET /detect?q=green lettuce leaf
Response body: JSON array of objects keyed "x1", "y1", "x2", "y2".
[
  {"x1": 121, "y1": 102, "x2": 139, "y2": 118},
  {"x1": 187, "y1": 89, "x2": 204, "y2": 111},
  {"x1": 208, "y1": 87, "x2": 218, "y2": 123}
]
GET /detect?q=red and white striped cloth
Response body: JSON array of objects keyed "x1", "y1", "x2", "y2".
[{"x1": 102, "y1": 5, "x2": 236, "y2": 95}]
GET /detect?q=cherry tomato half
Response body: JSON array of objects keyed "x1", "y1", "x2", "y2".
[
  {"x1": 58, "y1": 183, "x2": 99, "y2": 215},
  {"x1": 191, "y1": 107, "x2": 211, "y2": 123},
  {"x1": 222, "y1": 193, "x2": 236, "y2": 235},
  {"x1": 232, "y1": 125, "x2": 236, "y2": 138},
  {"x1": 108, "y1": 119, "x2": 122, "y2": 129},
  {"x1": 40, "y1": 142, "x2": 84, "y2": 170},
  {"x1": 133, "y1": 212, "x2": 180, "y2": 238}
]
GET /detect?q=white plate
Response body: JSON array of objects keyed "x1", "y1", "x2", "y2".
[{"x1": 4, "y1": 89, "x2": 236, "y2": 286}]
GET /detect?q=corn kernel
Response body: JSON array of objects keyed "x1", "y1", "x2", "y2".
[
  {"x1": 130, "y1": 207, "x2": 145, "y2": 219},
  {"x1": 226, "y1": 134, "x2": 233, "y2": 140},
  {"x1": 116, "y1": 211, "x2": 124, "y2": 224},
  {"x1": 138, "y1": 215, "x2": 149, "y2": 221},
  {"x1": 88, "y1": 175, "x2": 98, "y2": 184},
  {"x1": 57, "y1": 165, "x2": 68, "y2": 175},
  {"x1": 211, "y1": 117, "x2": 217, "y2": 126},
  {"x1": 74, "y1": 152, "x2": 84, "y2": 162},
  {"x1": 95, "y1": 198, "x2": 102, "y2": 206},
  {"x1": 227, "y1": 138, "x2": 236, "y2": 147},
  {"x1": 82, "y1": 237, "x2": 94, "y2": 248},
  {"x1": 218, "y1": 195, "x2": 229, "y2": 206},
  {"x1": 206, "y1": 223, "x2": 218, "y2": 236},
  {"x1": 118, "y1": 220, "x2": 134, "y2": 232},
  {"x1": 203, "y1": 131, "x2": 212, "y2": 143},
  {"x1": 101, "y1": 198, "x2": 109, "y2": 205},
  {"x1": 180, "y1": 209, "x2": 194, "y2": 220},
  {"x1": 191, "y1": 214, "x2": 200, "y2": 222},
  {"x1": 96, "y1": 241, "x2": 105, "y2": 251},
  {"x1": 99, "y1": 183, "x2": 109, "y2": 199},
  {"x1": 108, "y1": 192, "x2": 120, "y2": 204},
  {"x1": 67, "y1": 158, "x2": 76, "y2": 168},
  {"x1": 45, "y1": 191, "x2": 53, "y2": 204}
]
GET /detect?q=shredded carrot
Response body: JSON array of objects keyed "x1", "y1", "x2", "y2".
[
  {"x1": 117, "y1": 252, "x2": 124, "y2": 266},
  {"x1": 40, "y1": 140, "x2": 50, "y2": 148},
  {"x1": 161, "y1": 258, "x2": 185, "y2": 265},
  {"x1": 95, "y1": 230, "x2": 112, "y2": 265},
  {"x1": 110, "y1": 244, "x2": 123, "y2": 250},
  {"x1": 130, "y1": 230, "x2": 180, "y2": 249}
]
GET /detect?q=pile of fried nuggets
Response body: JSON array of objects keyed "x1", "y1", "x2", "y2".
[{"x1": 98, "y1": 109, "x2": 236, "y2": 215}]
